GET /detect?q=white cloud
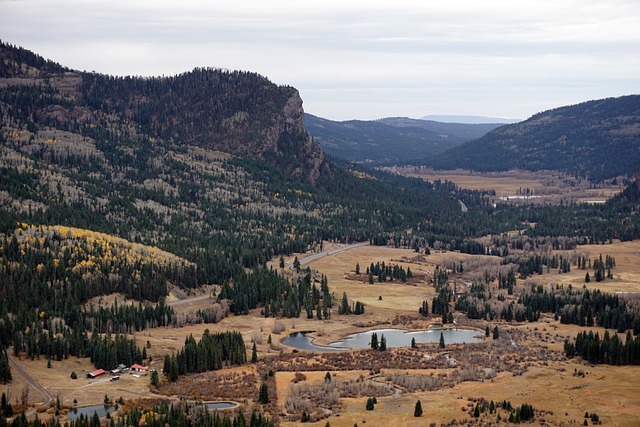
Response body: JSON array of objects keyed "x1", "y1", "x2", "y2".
[{"x1": 2, "y1": 0, "x2": 639, "y2": 120}]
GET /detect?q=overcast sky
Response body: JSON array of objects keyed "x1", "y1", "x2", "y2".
[{"x1": 2, "y1": 0, "x2": 639, "y2": 121}]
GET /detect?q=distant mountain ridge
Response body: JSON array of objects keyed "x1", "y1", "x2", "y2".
[
  {"x1": 429, "y1": 95, "x2": 640, "y2": 180},
  {"x1": 378, "y1": 117, "x2": 505, "y2": 140},
  {"x1": 421, "y1": 115, "x2": 520, "y2": 124},
  {"x1": 305, "y1": 114, "x2": 503, "y2": 164}
]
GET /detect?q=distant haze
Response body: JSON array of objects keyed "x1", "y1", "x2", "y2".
[{"x1": 421, "y1": 115, "x2": 521, "y2": 124}]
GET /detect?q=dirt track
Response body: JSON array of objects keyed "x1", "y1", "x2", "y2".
[{"x1": 8, "y1": 351, "x2": 54, "y2": 417}]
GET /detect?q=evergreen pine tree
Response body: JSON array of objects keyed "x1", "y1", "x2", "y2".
[
  {"x1": 150, "y1": 370, "x2": 160, "y2": 388},
  {"x1": 414, "y1": 400, "x2": 423, "y2": 417},
  {"x1": 168, "y1": 354, "x2": 179, "y2": 382},
  {"x1": 251, "y1": 342, "x2": 258, "y2": 363},
  {"x1": 163, "y1": 354, "x2": 171, "y2": 379},
  {"x1": 258, "y1": 383, "x2": 269, "y2": 404},
  {"x1": 439, "y1": 332, "x2": 445, "y2": 348},
  {"x1": 0, "y1": 351, "x2": 11, "y2": 383},
  {"x1": 371, "y1": 332, "x2": 379, "y2": 350},
  {"x1": 340, "y1": 292, "x2": 350, "y2": 315}
]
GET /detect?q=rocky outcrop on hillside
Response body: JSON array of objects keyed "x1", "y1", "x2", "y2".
[{"x1": 0, "y1": 41, "x2": 325, "y2": 182}]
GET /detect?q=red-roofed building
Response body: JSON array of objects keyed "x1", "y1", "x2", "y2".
[
  {"x1": 87, "y1": 369, "x2": 106, "y2": 378},
  {"x1": 130, "y1": 364, "x2": 148, "y2": 372}
]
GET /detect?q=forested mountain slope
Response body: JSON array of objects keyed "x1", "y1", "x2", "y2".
[
  {"x1": 0, "y1": 41, "x2": 504, "y2": 289},
  {"x1": 0, "y1": 41, "x2": 326, "y2": 182},
  {"x1": 428, "y1": 95, "x2": 640, "y2": 180},
  {"x1": 378, "y1": 117, "x2": 504, "y2": 140},
  {"x1": 305, "y1": 114, "x2": 498, "y2": 164}
]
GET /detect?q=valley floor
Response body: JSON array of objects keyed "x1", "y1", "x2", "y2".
[{"x1": 3, "y1": 240, "x2": 640, "y2": 426}]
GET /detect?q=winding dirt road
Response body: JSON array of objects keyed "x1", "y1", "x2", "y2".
[
  {"x1": 8, "y1": 352, "x2": 54, "y2": 416},
  {"x1": 291, "y1": 241, "x2": 370, "y2": 268}
]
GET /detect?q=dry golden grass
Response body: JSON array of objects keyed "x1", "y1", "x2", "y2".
[
  {"x1": 525, "y1": 240, "x2": 640, "y2": 293},
  {"x1": 383, "y1": 363, "x2": 637, "y2": 427},
  {"x1": 279, "y1": 327, "x2": 640, "y2": 427},
  {"x1": 399, "y1": 168, "x2": 623, "y2": 203},
  {"x1": 403, "y1": 168, "x2": 545, "y2": 195}
]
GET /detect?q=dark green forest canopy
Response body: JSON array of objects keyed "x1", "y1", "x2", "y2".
[
  {"x1": 427, "y1": 95, "x2": 640, "y2": 181},
  {"x1": 0, "y1": 400, "x2": 275, "y2": 427}
]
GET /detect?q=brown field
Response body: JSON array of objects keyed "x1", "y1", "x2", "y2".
[
  {"x1": 3, "y1": 240, "x2": 640, "y2": 426},
  {"x1": 293, "y1": 361, "x2": 640, "y2": 427},
  {"x1": 396, "y1": 167, "x2": 624, "y2": 204},
  {"x1": 521, "y1": 240, "x2": 640, "y2": 294}
]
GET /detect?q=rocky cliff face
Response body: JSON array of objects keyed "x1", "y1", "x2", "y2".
[
  {"x1": 279, "y1": 92, "x2": 325, "y2": 183},
  {"x1": 0, "y1": 41, "x2": 326, "y2": 183}
]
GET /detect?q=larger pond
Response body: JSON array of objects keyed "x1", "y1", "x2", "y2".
[
  {"x1": 282, "y1": 328, "x2": 482, "y2": 352},
  {"x1": 330, "y1": 328, "x2": 482, "y2": 349},
  {"x1": 67, "y1": 405, "x2": 116, "y2": 421}
]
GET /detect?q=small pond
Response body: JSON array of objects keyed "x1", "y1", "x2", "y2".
[
  {"x1": 204, "y1": 402, "x2": 237, "y2": 410},
  {"x1": 282, "y1": 328, "x2": 482, "y2": 352},
  {"x1": 68, "y1": 405, "x2": 116, "y2": 421},
  {"x1": 282, "y1": 332, "x2": 349, "y2": 352}
]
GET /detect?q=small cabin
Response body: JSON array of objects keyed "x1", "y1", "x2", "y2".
[
  {"x1": 87, "y1": 369, "x2": 106, "y2": 378},
  {"x1": 130, "y1": 364, "x2": 148, "y2": 373}
]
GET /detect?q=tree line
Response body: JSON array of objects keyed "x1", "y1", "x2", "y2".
[
  {"x1": 452, "y1": 275, "x2": 640, "y2": 334},
  {"x1": 565, "y1": 330, "x2": 640, "y2": 365},
  {"x1": 163, "y1": 330, "x2": 246, "y2": 382},
  {"x1": 0, "y1": 400, "x2": 274, "y2": 427},
  {"x1": 219, "y1": 268, "x2": 333, "y2": 320},
  {"x1": 358, "y1": 261, "x2": 413, "y2": 283}
]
